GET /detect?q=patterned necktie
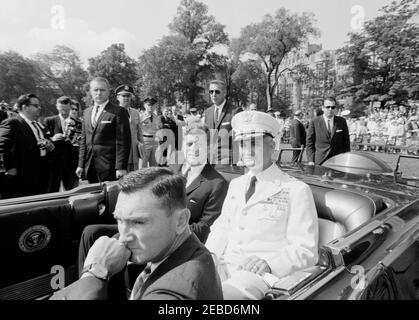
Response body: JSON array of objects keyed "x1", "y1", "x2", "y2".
[
  {"x1": 245, "y1": 176, "x2": 257, "y2": 203},
  {"x1": 214, "y1": 107, "x2": 219, "y2": 127},
  {"x1": 92, "y1": 106, "x2": 100, "y2": 127},
  {"x1": 129, "y1": 263, "x2": 152, "y2": 300},
  {"x1": 32, "y1": 121, "x2": 42, "y2": 140}
]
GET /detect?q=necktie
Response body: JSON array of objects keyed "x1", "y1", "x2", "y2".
[
  {"x1": 214, "y1": 107, "x2": 219, "y2": 126},
  {"x1": 32, "y1": 121, "x2": 42, "y2": 140},
  {"x1": 182, "y1": 165, "x2": 191, "y2": 179},
  {"x1": 245, "y1": 176, "x2": 257, "y2": 203},
  {"x1": 327, "y1": 119, "x2": 331, "y2": 133},
  {"x1": 130, "y1": 263, "x2": 152, "y2": 300},
  {"x1": 92, "y1": 106, "x2": 100, "y2": 127}
]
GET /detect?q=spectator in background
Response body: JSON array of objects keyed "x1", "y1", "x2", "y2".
[
  {"x1": 44, "y1": 96, "x2": 79, "y2": 192},
  {"x1": 115, "y1": 84, "x2": 144, "y2": 172},
  {"x1": 289, "y1": 110, "x2": 306, "y2": 162},
  {"x1": 0, "y1": 93, "x2": 55, "y2": 198},
  {"x1": 306, "y1": 96, "x2": 350, "y2": 165}
]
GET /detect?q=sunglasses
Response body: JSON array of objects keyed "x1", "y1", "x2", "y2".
[
  {"x1": 209, "y1": 90, "x2": 221, "y2": 95},
  {"x1": 324, "y1": 106, "x2": 336, "y2": 110},
  {"x1": 118, "y1": 94, "x2": 131, "y2": 98},
  {"x1": 71, "y1": 108, "x2": 79, "y2": 111}
]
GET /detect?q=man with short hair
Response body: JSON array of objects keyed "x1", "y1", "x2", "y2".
[
  {"x1": 289, "y1": 110, "x2": 306, "y2": 163},
  {"x1": 76, "y1": 77, "x2": 131, "y2": 183},
  {"x1": 44, "y1": 96, "x2": 79, "y2": 192},
  {"x1": 306, "y1": 97, "x2": 350, "y2": 165},
  {"x1": 204, "y1": 80, "x2": 241, "y2": 165},
  {"x1": 206, "y1": 110, "x2": 318, "y2": 300},
  {"x1": 51, "y1": 167, "x2": 223, "y2": 300},
  {"x1": 0, "y1": 93, "x2": 55, "y2": 198},
  {"x1": 139, "y1": 97, "x2": 163, "y2": 168},
  {"x1": 115, "y1": 84, "x2": 144, "y2": 172}
]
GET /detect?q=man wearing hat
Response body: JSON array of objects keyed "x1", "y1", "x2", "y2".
[
  {"x1": 206, "y1": 111, "x2": 318, "y2": 299},
  {"x1": 306, "y1": 96, "x2": 350, "y2": 165},
  {"x1": 115, "y1": 84, "x2": 144, "y2": 172},
  {"x1": 289, "y1": 110, "x2": 306, "y2": 163},
  {"x1": 139, "y1": 97, "x2": 163, "y2": 167}
]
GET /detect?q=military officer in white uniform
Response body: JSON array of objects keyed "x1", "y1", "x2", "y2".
[
  {"x1": 139, "y1": 97, "x2": 163, "y2": 167},
  {"x1": 205, "y1": 110, "x2": 319, "y2": 300}
]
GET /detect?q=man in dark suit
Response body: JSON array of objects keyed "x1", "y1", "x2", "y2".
[
  {"x1": 204, "y1": 80, "x2": 241, "y2": 165},
  {"x1": 51, "y1": 168, "x2": 223, "y2": 300},
  {"x1": 43, "y1": 96, "x2": 79, "y2": 192},
  {"x1": 289, "y1": 110, "x2": 307, "y2": 163},
  {"x1": 77, "y1": 123, "x2": 228, "y2": 274},
  {"x1": 306, "y1": 97, "x2": 350, "y2": 165},
  {"x1": 0, "y1": 93, "x2": 55, "y2": 198},
  {"x1": 76, "y1": 77, "x2": 131, "y2": 183}
]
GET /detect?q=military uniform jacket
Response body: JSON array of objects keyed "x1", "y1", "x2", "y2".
[{"x1": 205, "y1": 164, "x2": 319, "y2": 278}]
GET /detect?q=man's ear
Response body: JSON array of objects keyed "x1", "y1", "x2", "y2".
[{"x1": 175, "y1": 208, "x2": 190, "y2": 234}]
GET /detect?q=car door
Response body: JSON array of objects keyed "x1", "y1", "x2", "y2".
[{"x1": 0, "y1": 182, "x2": 120, "y2": 300}]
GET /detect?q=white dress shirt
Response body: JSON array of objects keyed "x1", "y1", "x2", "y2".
[
  {"x1": 91, "y1": 100, "x2": 109, "y2": 125},
  {"x1": 182, "y1": 163, "x2": 206, "y2": 188},
  {"x1": 214, "y1": 100, "x2": 226, "y2": 123}
]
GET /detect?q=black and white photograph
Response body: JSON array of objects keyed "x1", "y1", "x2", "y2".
[{"x1": 0, "y1": 0, "x2": 418, "y2": 308}]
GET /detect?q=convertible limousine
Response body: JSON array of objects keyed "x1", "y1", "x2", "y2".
[{"x1": 0, "y1": 151, "x2": 418, "y2": 300}]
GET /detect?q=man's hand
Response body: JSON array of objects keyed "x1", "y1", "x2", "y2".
[
  {"x1": 6, "y1": 168, "x2": 17, "y2": 176},
  {"x1": 75, "y1": 167, "x2": 84, "y2": 179},
  {"x1": 308, "y1": 162, "x2": 315, "y2": 166},
  {"x1": 241, "y1": 255, "x2": 271, "y2": 276},
  {"x1": 45, "y1": 140, "x2": 55, "y2": 152},
  {"x1": 83, "y1": 236, "x2": 131, "y2": 279},
  {"x1": 51, "y1": 133, "x2": 65, "y2": 142},
  {"x1": 116, "y1": 169, "x2": 127, "y2": 179}
]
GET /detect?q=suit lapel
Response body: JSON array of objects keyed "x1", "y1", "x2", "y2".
[
  {"x1": 136, "y1": 234, "x2": 201, "y2": 299},
  {"x1": 186, "y1": 164, "x2": 210, "y2": 194},
  {"x1": 85, "y1": 106, "x2": 94, "y2": 132},
  {"x1": 92, "y1": 103, "x2": 109, "y2": 135},
  {"x1": 55, "y1": 116, "x2": 63, "y2": 133},
  {"x1": 216, "y1": 104, "x2": 228, "y2": 129},
  {"x1": 17, "y1": 116, "x2": 38, "y2": 145},
  {"x1": 331, "y1": 117, "x2": 338, "y2": 138}
]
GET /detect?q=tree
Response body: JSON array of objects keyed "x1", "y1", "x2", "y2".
[
  {"x1": 235, "y1": 8, "x2": 319, "y2": 109},
  {"x1": 138, "y1": 0, "x2": 229, "y2": 108},
  {"x1": 88, "y1": 43, "x2": 138, "y2": 89},
  {"x1": 338, "y1": 0, "x2": 419, "y2": 106},
  {"x1": 0, "y1": 51, "x2": 40, "y2": 103},
  {"x1": 32, "y1": 45, "x2": 88, "y2": 113}
]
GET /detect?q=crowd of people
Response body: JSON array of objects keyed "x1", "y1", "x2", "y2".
[{"x1": 0, "y1": 77, "x2": 415, "y2": 300}]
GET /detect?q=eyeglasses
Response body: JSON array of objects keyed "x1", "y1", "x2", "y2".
[
  {"x1": 209, "y1": 90, "x2": 221, "y2": 95},
  {"x1": 324, "y1": 106, "x2": 336, "y2": 110},
  {"x1": 71, "y1": 108, "x2": 79, "y2": 111},
  {"x1": 118, "y1": 94, "x2": 131, "y2": 98}
]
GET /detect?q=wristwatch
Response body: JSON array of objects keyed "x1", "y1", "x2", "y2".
[{"x1": 81, "y1": 263, "x2": 109, "y2": 281}]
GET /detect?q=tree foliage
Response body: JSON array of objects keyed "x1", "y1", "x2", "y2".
[
  {"x1": 235, "y1": 8, "x2": 319, "y2": 109},
  {"x1": 337, "y1": 0, "x2": 419, "y2": 105},
  {"x1": 139, "y1": 0, "x2": 229, "y2": 108},
  {"x1": 88, "y1": 43, "x2": 138, "y2": 89}
]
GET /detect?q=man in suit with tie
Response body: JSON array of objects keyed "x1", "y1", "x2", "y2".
[
  {"x1": 76, "y1": 123, "x2": 228, "y2": 274},
  {"x1": 306, "y1": 97, "x2": 351, "y2": 165},
  {"x1": 289, "y1": 110, "x2": 307, "y2": 163},
  {"x1": 204, "y1": 80, "x2": 241, "y2": 165},
  {"x1": 0, "y1": 93, "x2": 55, "y2": 198},
  {"x1": 206, "y1": 110, "x2": 318, "y2": 299},
  {"x1": 51, "y1": 167, "x2": 223, "y2": 300},
  {"x1": 76, "y1": 77, "x2": 131, "y2": 183},
  {"x1": 44, "y1": 96, "x2": 79, "y2": 192}
]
